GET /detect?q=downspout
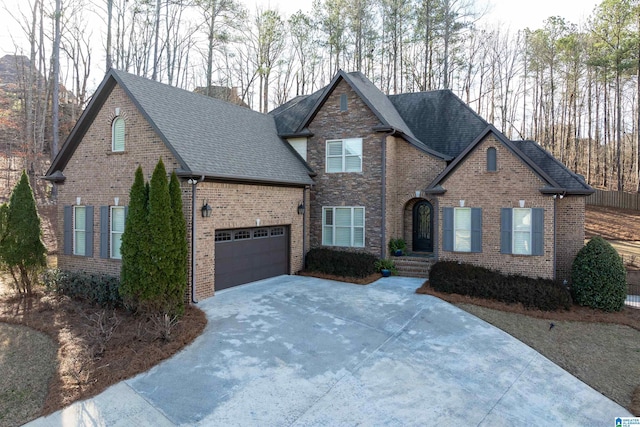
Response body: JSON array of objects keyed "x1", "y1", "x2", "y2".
[
  {"x1": 302, "y1": 186, "x2": 307, "y2": 268},
  {"x1": 381, "y1": 134, "x2": 387, "y2": 259},
  {"x1": 189, "y1": 175, "x2": 205, "y2": 303},
  {"x1": 553, "y1": 195, "x2": 557, "y2": 281}
]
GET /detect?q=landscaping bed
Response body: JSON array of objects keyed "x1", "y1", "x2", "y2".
[{"x1": 0, "y1": 281, "x2": 207, "y2": 427}]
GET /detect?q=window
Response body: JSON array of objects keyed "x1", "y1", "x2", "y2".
[
  {"x1": 340, "y1": 93, "x2": 348, "y2": 111},
  {"x1": 215, "y1": 231, "x2": 232, "y2": 242},
  {"x1": 487, "y1": 147, "x2": 497, "y2": 171},
  {"x1": 454, "y1": 208, "x2": 471, "y2": 252},
  {"x1": 322, "y1": 207, "x2": 365, "y2": 247},
  {"x1": 253, "y1": 228, "x2": 269, "y2": 238},
  {"x1": 74, "y1": 206, "x2": 86, "y2": 255},
  {"x1": 500, "y1": 207, "x2": 544, "y2": 256},
  {"x1": 271, "y1": 227, "x2": 284, "y2": 236},
  {"x1": 110, "y1": 206, "x2": 125, "y2": 259},
  {"x1": 513, "y1": 208, "x2": 532, "y2": 255},
  {"x1": 234, "y1": 230, "x2": 251, "y2": 240},
  {"x1": 326, "y1": 138, "x2": 362, "y2": 173},
  {"x1": 112, "y1": 116, "x2": 125, "y2": 152},
  {"x1": 443, "y1": 207, "x2": 481, "y2": 253}
]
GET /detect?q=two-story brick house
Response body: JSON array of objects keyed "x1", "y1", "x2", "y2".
[{"x1": 46, "y1": 69, "x2": 593, "y2": 301}]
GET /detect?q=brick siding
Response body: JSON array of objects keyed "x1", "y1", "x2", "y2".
[
  {"x1": 436, "y1": 134, "x2": 557, "y2": 279},
  {"x1": 56, "y1": 83, "x2": 305, "y2": 301},
  {"x1": 306, "y1": 80, "x2": 384, "y2": 256}
]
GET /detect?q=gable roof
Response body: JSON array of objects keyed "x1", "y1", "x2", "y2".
[
  {"x1": 271, "y1": 70, "x2": 450, "y2": 160},
  {"x1": 428, "y1": 126, "x2": 594, "y2": 195},
  {"x1": 46, "y1": 69, "x2": 313, "y2": 186},
  {"x1": 388, "y1": 91, "x2": 489, "y2": 159}
]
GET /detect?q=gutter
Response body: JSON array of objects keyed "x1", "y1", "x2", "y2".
[
  {"x1": 381, "y1": 133, "x2": 388, "y2": 259},
  {"x1": 188, "y1": 175, "x2": 204, "y2": 303}
]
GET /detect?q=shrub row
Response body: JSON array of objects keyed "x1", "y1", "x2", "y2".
[
  {"x1": 305, "y1": 248, "x2": 378, "y2": 278},
  {"x1": 43, "y1": 269, "x2": 122, "y2": 308},
  {"x1": 429, "y1": 261, "x2": 572, "y2": 311}
]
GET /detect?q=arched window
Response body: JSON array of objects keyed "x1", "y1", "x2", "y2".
[
  {"x1": 112, "y1": 117, "x2": 125, "y2": 152},
  {"x1": 487, "y1": 147, "x2": 497, "y2": 172}
]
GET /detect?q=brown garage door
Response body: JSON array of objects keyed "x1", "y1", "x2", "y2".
[{"x1": 214, "y1": 226, "x2": 289, "y2": 291}]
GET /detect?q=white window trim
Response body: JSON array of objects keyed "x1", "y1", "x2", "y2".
[
  {"x1": 112, "y1": 116, "x2": 125, "y2": 152},
  {"x1": 73, "y1": 205, "x2": 86, "y2": 256},
  {"x1": 453, "y1": 207, "x2": 471, "y2": 252},
  {"x1": 513, "y1": 208, "x2": 532, "y2": 255},
  {"x1": 322, "y1": 206, "x2": 365, "y2": 248},
  {"x1": 110, "y1": 206, "x2": 125, "y2": 259},
  {"x1": 325, "y1": 138, "x2": 362, "y2": 173}
]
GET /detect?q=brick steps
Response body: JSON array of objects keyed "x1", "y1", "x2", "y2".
[{"x1": 392, "y1": 256, "x2": 435, "y2": 279}]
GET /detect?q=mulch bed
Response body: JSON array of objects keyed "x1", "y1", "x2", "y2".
[
  {"x1": 416, "y1": 281, "x2": 640, "y2": 331},
  {"x1": 0, "y1": 292, "x2": 207, "y2": 417},
  {"x1": 298, "y1": 271, "x2": 382, "y2": 285}
]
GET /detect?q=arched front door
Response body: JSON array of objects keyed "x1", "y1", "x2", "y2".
[{"x1": 413, "y1": 200, "x2": 433, "y2": 252}]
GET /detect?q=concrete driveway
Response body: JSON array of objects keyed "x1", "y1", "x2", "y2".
[{"x1": 28, "y1": 276, "x2": 630, "y2": 426}]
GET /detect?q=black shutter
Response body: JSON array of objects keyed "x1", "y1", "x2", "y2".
[
  {"x1": 85, "y1": 206, "x2": 94, "y2": 257},
  {"x1": 63, "y1": 206, "x2": 72, "y2": 255},
  {"x1": 471, "y1": 208, "x2": 482, "y2": 253},
  {"x1": 532, "y1": 208, "x2": 544, "y2": 256},
  {"x1": 100, "y1": 206, "x2": 109, "y2": 258},
  {"x1": 443, "y1": 207, "x2": 453, "y2": 252},
  {"x1": 500, "y1": 208, "x2": 512, "y2": 254}
]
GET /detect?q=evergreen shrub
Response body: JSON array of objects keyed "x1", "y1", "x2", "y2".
[
  {"x1": 429, "y1": 261, "x2": 572, "y2": 311},
  {"x1": 571, "y1": 236, "x2": 626, "y2": 312},
  {"x1": 305, "y1": 248, "x2": 377, "y2": 278}
]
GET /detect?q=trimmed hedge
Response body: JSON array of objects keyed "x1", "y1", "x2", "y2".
[
  {"x1": 571, "y1": 236, "x2": 627, "y2": 312},
  {"x1": 43, "y1": 269, "x2": 122, "y2": 308},
  {"x1": 305, "y1": 248, "x2": 378, "y2": 278},
  {"x1": 429, "y1": 261, "x2": 572, "y2": 311}
]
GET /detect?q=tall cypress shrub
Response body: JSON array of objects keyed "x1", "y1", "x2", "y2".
[
  {"x1": 119, "y1": 166, "x2": 150, "y2": 309},
  {"x1": 169, "y1": 171, "x2": 187, "y2": 313},
  {"x1": 148, "y1": 158, "x2": 175, "y2": 313},
  {"x1": 0, "y1": 171, "x2": 47, "y2": 294}
]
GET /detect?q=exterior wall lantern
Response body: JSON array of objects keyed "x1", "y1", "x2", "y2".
[
  {"x1": 459, "y1": 199, "x2": 465, "y2": 207},
  {"x1": 201, "y1": 200, "x2": 212, "y2": 218},
  {"x1": 297, "y1": 202, "x2": 305, "y2": 215},
  {"x1": 519, "y1": 200, "x2": 525, "y2": 208}
]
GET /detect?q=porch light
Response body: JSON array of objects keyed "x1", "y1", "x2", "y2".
[
  {"x1": 114, "y1": 197, "x2": 119, "y2": 206},
  {"x1": 201, "y1": 200, "x2": 212, "y2": 218},
  {"x1": 76, "y1": 197, "x2": 81, "y2": 205},
  {"x1": 459, "y1": 200, "x2": 465, "y2": 207},
  {"x1": 519, "y1": 200, "x2": 525, "y2": 208},
  {"x1": 297, "y1": 202, "x2": 305, "y2": 215},
  {"x1": 415, "y1": 190, "x2": 421, "y2": 198}
]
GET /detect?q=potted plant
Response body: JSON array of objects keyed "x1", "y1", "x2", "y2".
[
  {"x1": 388, "y1": 238, "x2": 407, "y2": 256},
  {"x1": 375, "y1": 259, "x2": 397, "y2": 277}
]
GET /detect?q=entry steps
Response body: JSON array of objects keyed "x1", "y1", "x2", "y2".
[{"x1": 393, "y1": 255, "x2": 435, "y2": 278}]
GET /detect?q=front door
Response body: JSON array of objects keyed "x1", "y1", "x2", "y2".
[{"x1": 413, "y1": 201, "x2": 433, "y2": 252}]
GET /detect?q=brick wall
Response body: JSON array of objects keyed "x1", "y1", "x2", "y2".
[
  {"x1": 56, "y1": 83, "x2": 306, "y2": 301},
  {"x1": 385, "y1": 135, "x2": 446, "y2": 254},
  {"x1": 306, "y1": 79, "x2": 384, "y2": 256},
  {"x1": 191, "y1": 182, "x2": 305, "y2": 300},
  {"x1": 56, "y1": 84, "x2": 182, "y2": 277},
  {"x1": 437, "y1": 134, "x2": 556, "y2": 279},
  {"x1": 555, "y1": 196, "x2": 585, "y2": 281}
]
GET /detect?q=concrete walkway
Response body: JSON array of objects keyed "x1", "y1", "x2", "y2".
[{"x1": 27, "y1": 276, "x2": 631, "y2": 426}]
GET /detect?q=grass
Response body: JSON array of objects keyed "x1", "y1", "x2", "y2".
[
  {"x1": 417, "y1": 282, "x2": 640, "y2": 416},
  {"x1": 0, "y1": 323, "x2": 56, "y2": 427}
]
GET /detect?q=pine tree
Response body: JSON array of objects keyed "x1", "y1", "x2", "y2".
[
  {"x1": 169, "y1": 171, "x2": 187, "y2": 314},
  {"x1": 119, "y1": 166, "x2": 150, "y2": 309},
  {"x1": 0, "y1": 170, "x2": 47, "y2": 294}
]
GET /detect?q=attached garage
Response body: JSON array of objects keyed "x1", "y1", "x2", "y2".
[{"x1": 214, "y1": 226, "x2": 290, "y2": 291}]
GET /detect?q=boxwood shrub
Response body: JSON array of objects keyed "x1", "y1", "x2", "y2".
[
  {"x1": 571, "y1": 236, "x2": 626, "y2": 312},
  {"x1": 305, "y1": 248, "x2": 378, "y2": 278},
  {"x1": 428, "y1": 261, "x2": 572, "y2": 311},
  {"x1": 43, "y1": 269, "x2": 122, "y2": 308}
]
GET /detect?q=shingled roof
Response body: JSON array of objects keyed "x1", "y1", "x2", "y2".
[
  {"x1": 388, "y1": 90, "x2": 489, "y2": 158},
  {"x1": 47, "y1": 69, "x2": 313, "y2": 186},
  {"x1": 428, "y1": 126, "x2": 594, "y2": 195}
]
